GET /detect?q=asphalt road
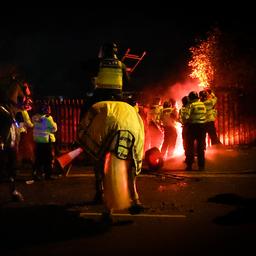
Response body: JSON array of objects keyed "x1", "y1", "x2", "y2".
[{"x1": 1, "y1": 146, "x2": 256, "y2": 255}]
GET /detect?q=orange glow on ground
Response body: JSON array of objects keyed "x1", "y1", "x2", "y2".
[
  {"x1": 158, "y1": 182, "x2": 188, "y2": 192},
  {"x1": 172, "y1": 122, "x2": 184, "y2": 157}
]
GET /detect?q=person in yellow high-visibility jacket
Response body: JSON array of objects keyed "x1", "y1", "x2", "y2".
[
  {"x1": 160, "y1": 100, "x2": 178, "y2": 159},
  {"x1": 184, "y1": 91, "x2": 207, "y2": 171},
  {"x1": 78, "y1": 100, "x2": 145, "y2": 222},
  {"x1": 32, "y1": 102, "x2": 57, "y2": 180},
  {"x1": 178, "y1": 96, "x2": 190, "y2": 155},
  {"x1": 80, "y1": 42, "x2": 130, "y2": 120},
  {"x1": 147, "y1": 97, "x2": 163, "y2": 149},
  {"x1": 199, "y1": 89, "x2": 221, "y2": 147},
  {"x1": 15, "y1": 107, "x2": 34, "y2": 168}
]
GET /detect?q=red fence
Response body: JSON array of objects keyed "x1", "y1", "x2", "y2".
[
  {"x1": 215, "y1": 89, "x2": 256, "y2": 146},
  {"x1": 49, "y1": 98, "x2": 84, "y2": 151},
  {"x1": 47, "y1": 91, "x2": 256, "y2": 150}
]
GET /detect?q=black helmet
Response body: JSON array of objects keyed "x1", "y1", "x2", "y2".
[
  {"x1": 163, "y1": 101, "x2": 170, "y2": 108},
  {"x1": 181, "y1": 96, "x2": 189, "y2": 106},
  {"x1": 199, "y1": 90, "x2": 208, "y2": 101},
  {"x1": 188, "y1": 91, "x2": 199, "y2": 101},
  {"x1": 99, "y1": 42, "x2": 118, "y2": 58},
  {"x1": 37, "y1": 101, "x2": 51, "y2": 115}
]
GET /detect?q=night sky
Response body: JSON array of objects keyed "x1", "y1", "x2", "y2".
[{"x1": 0, "y1": 6, "x2": 255, "y2": 98}]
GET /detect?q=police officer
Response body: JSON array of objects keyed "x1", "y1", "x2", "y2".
[
  {"x1": 185, "y1": 91, "x2": 207, "y2": 171},
  {"x1": 178, "y1": 96, "x2": 190, "y2": 156},
  {"x1": 147, "y1": 97, "x2": 163, "y2": 149},
  {"x1": 160, "y1": 100, "x2": 178, "y2": 159},
  {"x1": 80, "y1": 42, "x2": 130, "y2": 120},
  {"x1": 32, "y1": 102, "x2": 57, "y2": 180},
  {"x1": 95, "y1": 42, "x2": 129, "y2": 98},
  {"x1": 199, "y1": 89, "x2": 221, "y2": 146}
]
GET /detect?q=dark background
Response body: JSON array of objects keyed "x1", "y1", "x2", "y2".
[{"x1": 0, "y1": 6, "x2": 255, "y2": 97}]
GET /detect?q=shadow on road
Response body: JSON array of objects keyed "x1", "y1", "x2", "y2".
[
  {"x1": 208, "y1": 193, "x2": 256, "y2": 225},
  {"x1": 0, "y1": 204, "x2": 110, "y2": 251}
]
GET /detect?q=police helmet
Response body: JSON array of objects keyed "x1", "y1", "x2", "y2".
[
  {"x1": 181, "y1": 96, "x2": 189, "y2": 106},
  {"x1": 188, "y1": 91, "x2": 199, "y2": 101},
  {"x1": 100, "y1": 42, "x2": 118, "y2": 58},
  {"x1": 163, "y1": 101, "x2": 170, "y2": 108},
  {"x1": 38, "y1": 101, "x2": 51, "y2": 115},
  {"x1": 199, "y1": 90, "x2": 208, "y2": 101}
]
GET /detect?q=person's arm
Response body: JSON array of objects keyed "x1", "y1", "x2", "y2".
[
  {"x1": 21, "y1": 110, "x2": 34, "y2": 128},
  {"x1": 46, "y1": 115, "x2": 57, "y2": 133}
]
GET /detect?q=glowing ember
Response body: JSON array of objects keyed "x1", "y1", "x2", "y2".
[{"x1": 188, "y1": 27, "x2": 220, "y2": 88}]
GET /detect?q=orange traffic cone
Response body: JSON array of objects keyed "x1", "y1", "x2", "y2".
[{"x1": 56, "y1": 147, "x2": 83, "y2": 169}]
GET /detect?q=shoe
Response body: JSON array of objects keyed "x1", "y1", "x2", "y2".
[
  {"x1": 198, "y1": 167, "x2": 205, "y2": 171},
  {"x1": 11, "y1": 190, "x2": 24, "y2": 202},
  {"x1": 128, "y1": 203, "x2": 145, "y2": 215}
]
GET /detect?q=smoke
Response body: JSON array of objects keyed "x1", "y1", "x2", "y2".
[
  {"x1": 162, "y1": 79, "x2": 200, "y2": 106},
  {"x1": 140, "y1": 79, "x2": 201, "y2": 106}
]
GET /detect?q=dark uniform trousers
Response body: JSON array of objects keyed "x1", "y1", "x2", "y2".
[
  {"x1": 161, "y1": 125, "x2": 177, "y2": 158},
  {"x1": 182, "y1": 124, "x2": 189, "y2": 154},
  {"x1": 205, "y1": 121, "x2": 221, "y2": 145},
  {"x1": 33, "y1": 142, "x2": 54, "y2": 178},
  {"x1": 186, "y1": 123, "x2": 206, "y2": 169}
]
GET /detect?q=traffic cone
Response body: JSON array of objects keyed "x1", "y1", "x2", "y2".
[{"x1": 56, "y1": 147, "x2": 83, "y2": 169}]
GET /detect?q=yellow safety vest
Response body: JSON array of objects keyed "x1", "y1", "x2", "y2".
[
  {"x1": 32, "y1": 114, "x2": 57, "y2": 143},
  {"x1": 96, "y1": 58, "x2": 123, "y2": 90},
  {"x1": 188, "y1": 100, "x2": 206, "y2": 124},
  {"x1": 148, "y1": 104, "x2": 162, "y2": 124},
  {"x1": 203, "y1": 94, "x2": 218, "y2": 122},
  {"x1": 178, "y1": 106, "x2": 190, "y2": 125},
  {"x1": 160, "y1": 107, "x2": 176, "y2": 127}
]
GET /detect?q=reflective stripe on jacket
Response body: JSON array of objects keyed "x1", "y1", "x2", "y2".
[
  {"x1": 96, "y1": 58, "x2": 123, "y2": 90},
  {"x1": 32, "y1": 114, "x2": 57, "y2": 143},
  {"x1": 187, "y1": 100, "x2": 206, "y2": 124}
]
